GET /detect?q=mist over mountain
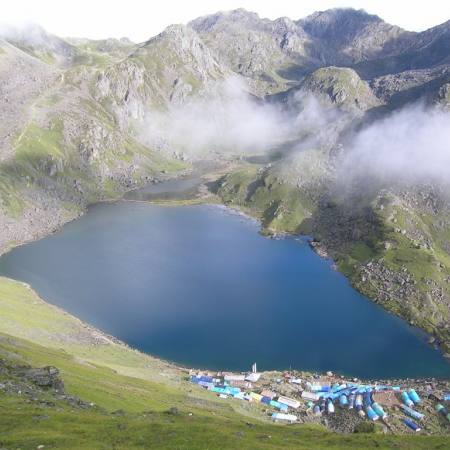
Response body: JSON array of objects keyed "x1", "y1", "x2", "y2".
[{"x1": 340, "y1": 103, "x2": 450, "y2": 188}]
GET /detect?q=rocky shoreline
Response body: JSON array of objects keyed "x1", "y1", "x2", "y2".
[
  {"x1": 0, "y1": 164, "x2": 194, "y2": 257},
  {"x1": 308, "y1": 239, "x2": 450, "y2": 360}
]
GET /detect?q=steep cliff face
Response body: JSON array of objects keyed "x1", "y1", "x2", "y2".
[
  {"x1": 0, "y1": 28, "x2": 191, "y2": 255},
  {"x1": 190, "y1": 9, "x2": 315, "y2": 91},
  {"x1": 94, "y1": 24, "x2": 230, "y2": 126},
  {"x1": 353, "y1": 21, "x2": 450, "y2": 79}
]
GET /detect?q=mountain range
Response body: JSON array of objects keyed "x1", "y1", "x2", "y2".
[
  {"x1": 2, "y1": 7, "x2": 450, "y2": 447},
  {"x1": 1, "y1": 7, "x2": 450, "y2": 364}
]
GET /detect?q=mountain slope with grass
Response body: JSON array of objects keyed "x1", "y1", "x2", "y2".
[
  {"x1": 0, "y1": 7, "x2": 450, "y2": 448},
  {"x1": 1, "y1": 277, "x2": 449, "y2": 449}
]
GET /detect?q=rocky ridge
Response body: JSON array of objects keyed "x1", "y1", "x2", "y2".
[{"x1": 0, "y1": 358, "x2": 94, "y2": 410}]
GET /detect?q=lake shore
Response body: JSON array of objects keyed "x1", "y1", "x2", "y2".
[
  {"x1": 0, "y1": 160, "x2": 449, "y2": 384},
  {"x1": 1, "y1": 199, "x2": 449, "y2": 379}
]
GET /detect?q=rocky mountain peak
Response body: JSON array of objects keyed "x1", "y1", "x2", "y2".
[
  {"x1": 299, "y1": 8, "x2": 384, "y2": 38},
  {"x1": 146, "y1": 24, "x2": 199, "y2": 45},
  {"x1": 296, "y1": 8, "x2": 412, "y2": 66},
  {"x1": 189, "y1": 8, "x2": 263, "y2": 33},
  {"x1": 138, "y1": 23, "x2": 225, "y2": 79},
  {"x1": 272, "y1": 17, "x2": 301, "y2": 33}
]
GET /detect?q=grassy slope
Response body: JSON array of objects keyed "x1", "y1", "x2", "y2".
[
  {"x1": 301, "y1": 67, "x2": 379, "y2": 110},
  {"x1": 334, "y1": 194, "x2": 450, "y2": 349},
  {"x1": 5, "y1": 391, "x2": 446, "y2": 450},
  {"x1": 216, "y1": 165, "x2": 316, "y2": 233},
  {"x1": 1, "y1": 278, "x2": 448, "y2": 449}
]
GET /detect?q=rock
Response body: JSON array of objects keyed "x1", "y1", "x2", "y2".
[
  {"x1": 19, "y1": 366, "x2": 64, "y2": 391},
  {"x1": 32, "y1": 415, "x2": 49, "y2": 421},
  {"x1": 299, "y1": 67, "x2": 380, "y2": 111},
  {"x1": 167, "y1": 406, "x2": 179, "y2": 415}
]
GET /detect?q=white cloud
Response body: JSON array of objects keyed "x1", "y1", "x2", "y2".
[
  {"x1": 140, "y1": 77, "x2": 291, "y2": 157},
  {"x1": 339, "y1": 103, "x2": 450, "y2": 187},
  {"x1": 139, "y1": 77, "x2": 349, "y2": 159}
]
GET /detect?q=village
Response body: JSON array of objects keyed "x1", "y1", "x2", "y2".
[{"x1": 189, "y1": 364, "x2": 450, "y2": 435}]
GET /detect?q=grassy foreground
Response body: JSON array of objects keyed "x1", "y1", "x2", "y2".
[{"x1": 0, "y1": 276, "x2": 449, "y2": 449}]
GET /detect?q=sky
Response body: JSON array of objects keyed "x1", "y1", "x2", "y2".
[{"x1": 3, "y1": 0, "x2": 450, "y2": 42}]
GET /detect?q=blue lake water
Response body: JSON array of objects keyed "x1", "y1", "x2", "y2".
[{"x1": 0, "y1": 201, "x2": 449, "y2": 378}]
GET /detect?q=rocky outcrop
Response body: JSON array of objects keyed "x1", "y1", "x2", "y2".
[
  {"x1": 14, "y1": 365, "x2": 64, "y2": 390},
  {"x1": 436, "y1": 82, "x2": 450, "y2": 107},
  {"x1": 370, "y1": 66, "x2": 450, "y2": 106},
  {"x1": 190, "y1": 9, "x2": 315, "y2": 89},
  {"x1": 299, "y1": 66, "x2": 380, "y2": 111},
  {"x1": 94, "y1": 24, "x2": 230, "y2": 128},
  {"x1": 0, "y1": 30, "x2": 188, "y2": 255},
  {"x1": 0, "y1": 359, "x2": 94, "y2": 409}
]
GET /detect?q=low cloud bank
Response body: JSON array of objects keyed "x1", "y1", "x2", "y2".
[
  {"x1": 0, "y1": 22, "x2": 49, "y2": 47},
  {"x1": 140, "y1": 77, "x2": 343, "y2": 158},
  {"x1": 340, "y1": 103, "x2": 450, "y2": 188},
  {"x1": 141, "y1": 78, "x2": 289, "y2": 157},
  {"x1": 140, "y1": 75, "x2": 450, "y2": 192}
]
